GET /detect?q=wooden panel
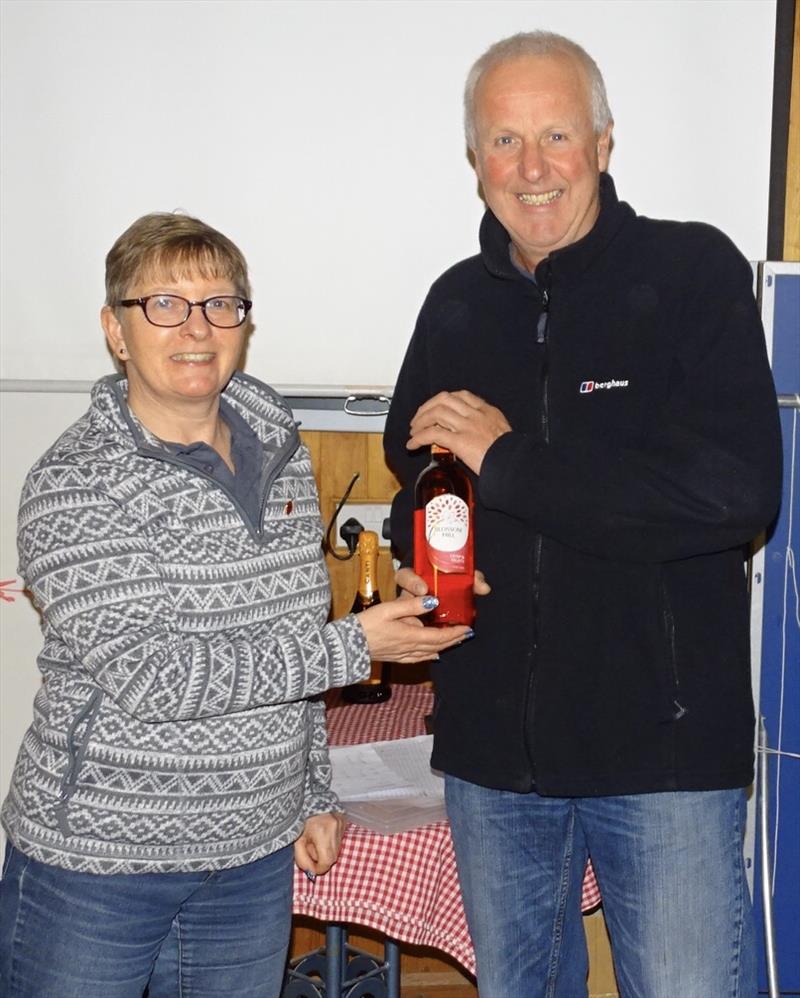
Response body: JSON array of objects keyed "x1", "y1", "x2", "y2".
[
  {"x1": 301, "y1": 429, "x2": 400, "y2": 619},
  {"x1": 585, "y1": 909, "x2": 618, "y2": 997}
]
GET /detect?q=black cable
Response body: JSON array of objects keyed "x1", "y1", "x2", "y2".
[{"x1": 322, "y1": 472, "x2": 361, "y2": 560}]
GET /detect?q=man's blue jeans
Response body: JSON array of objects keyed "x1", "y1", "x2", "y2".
[
  {"x1": 0, "y1": 842, "x2": 294, "y2": 997},
  {"x1": 445, "y1": 777, "x2": 756, "y2": 998}
]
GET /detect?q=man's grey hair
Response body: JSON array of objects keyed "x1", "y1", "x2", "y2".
[{"x1": 463, "y1": 31, "x2": 613, "y2": 148}]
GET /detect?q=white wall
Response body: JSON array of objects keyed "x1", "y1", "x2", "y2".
[{"x1": 1, "y1": 0, "x2": 777, "y2": 391}]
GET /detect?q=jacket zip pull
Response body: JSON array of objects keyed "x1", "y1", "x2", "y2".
[
  {"x1": 671, "y1": 699, "x2": 688, "y2": 721},
  {"x1": 536, "y1": 288, "x2": 549, "y2": 344}
]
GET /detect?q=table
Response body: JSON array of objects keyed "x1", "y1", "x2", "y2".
[{"x1": 285, "y1": 684, "x2": 601, "y2": 995}]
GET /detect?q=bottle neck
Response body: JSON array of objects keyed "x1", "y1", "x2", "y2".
[
  {"x1": 356, "y1": 531, "x2": 380, "y2": 602},
  {"x1": 358, "y1": 560, "x2": 378, "y2": 601},
  {"x1": 431, "y1": 444, "x2": 455, "y2": 464}
]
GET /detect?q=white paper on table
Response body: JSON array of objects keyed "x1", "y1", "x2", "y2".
[
  {"x1": 329, "y1": 734, "x2": 446, "y2": 833},
  {"x1": 330, "y1": 734, "x2": 443, "y2": 800}
]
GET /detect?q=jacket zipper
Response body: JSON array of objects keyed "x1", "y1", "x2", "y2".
[
  {"x1": 660, "y1": 579, "x2": 688, "y2": 722},
  {"x1": 523, "y1": 271, "x2": 552, "y2": 788},
  {"x1": 536, "y1": 264, "x2": 552, "y2": 440},
  {"x1": 536, "y1": 286, "x2": 549, "y2": 344}
]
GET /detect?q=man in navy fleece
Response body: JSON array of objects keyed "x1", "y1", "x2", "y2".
[{"x1": 384, "y1": 30, "x2": 781, "y2": 998}]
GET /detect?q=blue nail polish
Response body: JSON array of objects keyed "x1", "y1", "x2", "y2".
[
  {"x1": 305, "y1": 870, "x2": 316, "y2": 882},
  {"x1": 422, "y1": 596, "x2": 439, "y2": 610},
  {"x1": 464, "y1": 628, "x2": 475, "y2": 639}
]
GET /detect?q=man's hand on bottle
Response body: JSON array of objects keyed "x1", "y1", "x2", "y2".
[
  {"x1": 406, "y1": 389, "x2": 511, "y2": 474},
  {"x1": 357, "y1": 596, "x2": 474, "y2": 663}
]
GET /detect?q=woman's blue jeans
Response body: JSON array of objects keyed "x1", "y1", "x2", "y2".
[
  {"x1": 445, "y1": 777, "x2": 757, "y2": 998},
  {"x1": 0, "y1": 842, "x2": 294, "y2": 997}
]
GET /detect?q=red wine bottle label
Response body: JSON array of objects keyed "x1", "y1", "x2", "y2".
[{"x1": 424, "y1": 493, "x2": 470, "y2": 572}]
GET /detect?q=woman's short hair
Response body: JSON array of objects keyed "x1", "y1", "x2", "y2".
[
  {"x1": 463, "y1": 31, "x2": 613, "y2": 148},
  {"x1": 105, "y1": 212, "x2": 251, "y2": 305}
]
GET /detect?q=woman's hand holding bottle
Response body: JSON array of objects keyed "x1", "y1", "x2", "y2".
[{"x1": 357, "y1": 596, "x2": 472, "y2": 663}]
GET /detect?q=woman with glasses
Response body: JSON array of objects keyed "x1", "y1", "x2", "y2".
[{"x1": 0, "y1": 212, "x2": 468, "y2": 998}]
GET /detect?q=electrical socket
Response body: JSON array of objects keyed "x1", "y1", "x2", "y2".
[{"x1": 335, "y1": 502, "x2": 392, "y2": 548}]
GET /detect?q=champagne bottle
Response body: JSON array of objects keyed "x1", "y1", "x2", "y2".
[
  {"x1": 413, "y1": 445, "x2": 475, "y2": 627},
  {"x1": 341, "y1": 530, "x2": 392, "y2": 703}
]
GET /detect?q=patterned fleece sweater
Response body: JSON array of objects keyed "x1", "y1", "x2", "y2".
[{"x1": 1, "y1": 372, "x2": 370, "y2": 874}]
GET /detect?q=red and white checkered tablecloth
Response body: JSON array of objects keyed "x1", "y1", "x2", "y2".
[{"x1": 292, "y1": 683, "x2": 601, "y2": 977}]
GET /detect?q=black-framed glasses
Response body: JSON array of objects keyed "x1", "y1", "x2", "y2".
[{"x1": 115, "y1": 294, "x2": 252, "y2": 328}]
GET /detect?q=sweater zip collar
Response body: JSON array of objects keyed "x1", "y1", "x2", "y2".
[{"x1": 101, "y1": 374, "x2": 300, "y2": 540}]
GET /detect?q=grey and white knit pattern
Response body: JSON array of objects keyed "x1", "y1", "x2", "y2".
[{"x1": 1, "y1": 373, "x2": 370, "y2": 874}]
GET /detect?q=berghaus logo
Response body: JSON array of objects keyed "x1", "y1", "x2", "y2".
[{"x1": 580, "y1": 379, "x2": 630, "y2": 394}]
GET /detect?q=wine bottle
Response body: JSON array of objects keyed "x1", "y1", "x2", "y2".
[
  {"x1": 341, "y1": 530, "x2": 392, "y2": 703},
  {"x1": 413, "y1": 445, "x2": 475, "y2": 627}
]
